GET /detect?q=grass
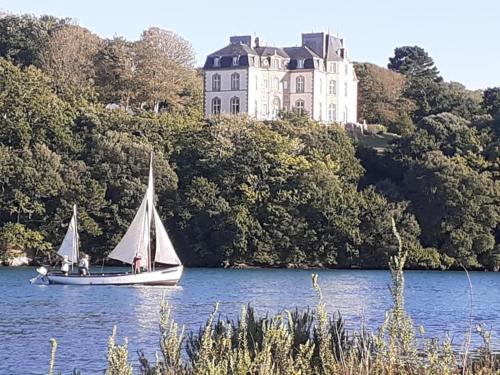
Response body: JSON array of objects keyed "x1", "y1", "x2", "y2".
[
  {"x1": 355, "y1": 132, "x2": 400, "y2": 152},
  {"x1": 48, "y1": 219, "x2": 499, "y2": 374}
]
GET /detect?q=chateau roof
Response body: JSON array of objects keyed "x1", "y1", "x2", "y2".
[
  {"x1": 254, "y1": 46, "x2": 289, "y2": 58},
  {"x1": 208, "y1": 43, "x2": 257, "y2": 57},
  {"x1": 325, "y1": 35, "x2": 344, "y2": 61},
  {"x1": 282, "y1": 46, "x2": 321, "y2": 59}
]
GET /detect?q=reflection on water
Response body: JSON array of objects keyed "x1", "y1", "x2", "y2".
[{"x1": 0, "y1": 267, "x2": 498, "y2": 374}]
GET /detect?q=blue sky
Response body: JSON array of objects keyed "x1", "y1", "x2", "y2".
[{"x1": 1, "y1": 0, "x2": 498, "y2": 89}]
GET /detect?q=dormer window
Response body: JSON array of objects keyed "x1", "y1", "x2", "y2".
[
  {"x1": 233, "y1": 56, "x2": 239, "y2": 66},
  {"x1": 297, "y1": 59, "x2": 304, "y2": 69},
  {"x1": 273, "y1": 59, "x2": 279, "y2": 69},
  {"x1": 329, "y1": 62, "x2": 337, "y2": 73},
  {"x1": 213, "y1": 57, "x2": 220, "y2": 67}
]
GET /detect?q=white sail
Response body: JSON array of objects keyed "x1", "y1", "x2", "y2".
[
  {"x1": 108, "y1": 194, "x2": 150, "y2": 265},
  {"x1": 154, "y1": 207, "x2": 181, "y2": 265},
  {"x1": 57, "y1": 206, "x2": 79, "y2": 263}
]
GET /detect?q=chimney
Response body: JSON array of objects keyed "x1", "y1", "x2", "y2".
[
  {"x1": 229, "y1": 35, "x2": 253, "y2": 46},
  {"x1": 302, "y1": 32, "x2": 326, "y2": 58},
  {"x1": 255, "y1": 37, "x2": 260, "y2": 48}
]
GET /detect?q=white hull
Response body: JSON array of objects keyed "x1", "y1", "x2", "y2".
[{"x1": 45, "y1": 266, "x2": 183, "y2": 286}]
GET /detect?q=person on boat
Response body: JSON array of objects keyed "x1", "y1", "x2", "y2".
[
  {"x1": 60, "y1": 255, "x2": 71, "y2": 276},
  {"x1": 78, "y1": 254, "x2": 90, "y2": 276},
  {"x1": 133, "y1": 253, "x2": 142, "y2": 274}
]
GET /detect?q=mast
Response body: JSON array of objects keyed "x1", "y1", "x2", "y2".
[
  {"x1": 148, "y1": 152, "x2": 154, "y2": 272},
  {"x1": 72, "y1": 204, "x2": 78, "y2": 272}
]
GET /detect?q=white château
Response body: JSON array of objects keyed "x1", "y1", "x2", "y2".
[{"x1": 203, "y1": 32, "x2": 358, "y2": 123}]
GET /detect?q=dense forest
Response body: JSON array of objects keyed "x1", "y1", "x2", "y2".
[{"x1": 0, "y1": 14, "x2": 498, "y2": 270}]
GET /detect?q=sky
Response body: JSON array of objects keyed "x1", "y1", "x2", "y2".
[{"x1": 1, "y1": 0, "x2": 498, "y2": 90}]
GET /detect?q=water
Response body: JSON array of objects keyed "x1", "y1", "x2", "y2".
[{"x1": 0, "y1": 267, "x2": 498, "y2": 374}]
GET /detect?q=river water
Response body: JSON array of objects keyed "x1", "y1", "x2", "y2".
[{"x1": 0, "y1": 267, "x2": 498, "y2": 374}]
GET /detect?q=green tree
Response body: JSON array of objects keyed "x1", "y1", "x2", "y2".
[
  {"x1": 388, "y1": 46, "x2": 441, "y2": 81},
  {"x1": 0, "y1": 14, "x2": 68, "y2": 66},
  {"x1": 483, "y1": 87, "x2": 500, "y2": 117},
  {"x1": 95, "y1": 37, "x2": 137, "y2": 109},
  {"x1": 0, "y1": 58, "x2": 76, "y2": 151}
]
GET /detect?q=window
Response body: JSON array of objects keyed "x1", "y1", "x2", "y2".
[
  {"x1": 230, "y1": 97, "x2": 240, "y2": 114},
  {"x1": 262, "y1": 103, "x2": 268, "y2": 115},
  {"x1": 212, "y1": 74, "x2": 221, "y2": 91},
  {"x1": 254, "y1": 100, "x2": 258, "y2": 117},
  {"x1": 233, "y1": 56, "x2": 239, "y2": 66},
  {"x1": 273, "y1": 77, "x2": 279, "y2": 90},
  {"x1": 283, "y1": 81, "x2": 288, "y2": 90},
  {"x1": 296, "y1": 75, "x2": 304, "y2": 93},
  {"x1": 273, "y1": 59, "x2": 278, "y2": 69},
  {"x1": 264, "y1": 78, "x2": 268, "y2": 90},
  {"x1": 328, "y1": 104, "x2": 337, "y2": 122},
  {"x1": 344, "y1": 82, "x2": 348, "y2": 97},
  {"x1": 344, "y1": 106, "x2": 348, "y2": 122},
  {"x1": 319, "y1": 79, "x2": 323, "y2": 94},
  {"x1": 319, "y1": 103, "x2": 322, "y2": 121},
  {"x1": 295, "y1": 99, "x2": 305, "y2": 114},
  {"x1": 297, "y1": 59, "x2": 304, "y2": 69},
  {"x1": 329, "y1": 62, "x2": 337, "y2": 73},
  {"x1": 255, "y1": 58, "x2": 260, "y2": 67},
  {"x1": 231, "y1": 73, "x2": 240, "y2": 90},
  {"x1": 329, "y1": 80, "x2": 337, "y2": 95},
  {"x1": 345, "y1": 64, "x2": 348, "y2": 74},
  {"x1": 255, "y1": 76, "x2": 258, "y2": 90},
  {"x1": 272, "y1": 97, "x2": 281, "y2": 117},
  {"x1": 211, "y1": 97, "x2": 221, "y2": 115},
  {"x1": 213, "y1": 57, "x2": 220, "y2": 67}
]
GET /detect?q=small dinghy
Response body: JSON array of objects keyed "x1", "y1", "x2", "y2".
[{"x1": 32, "y1": 154, "x2": 183, "y2": 286}]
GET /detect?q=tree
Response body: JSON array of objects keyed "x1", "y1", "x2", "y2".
[
  {"x1": 134, "y1": 27, "x2": 196, "y2": 113},
  {"x1": 354, "y1": 62, "x2": 415, "y2": 129},
  {"x1": 483, "y1": 87, "x2": 500, "y2": 117},
  {"x1": 0, "y1": 14, "x2": 68, "y2": 66},
  {"x1": 39, "y1": 24, "x2": 103, "y2": 99},
  {"x1": 388, "y1": 46, "x2": 441, "y2": 81},
  {"x1": 95, "y1": 37, "x2": 137, "y2": 108},
  {"x1": 0, "y1": 58, "x2": 75, "y2": 151}
]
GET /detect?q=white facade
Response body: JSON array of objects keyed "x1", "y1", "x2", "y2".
[{"x1": 203, "y1": 33, "x2": 358, "y2": 124}]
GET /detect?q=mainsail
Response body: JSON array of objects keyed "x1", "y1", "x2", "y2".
[
  {"x1": 107, "y1": 194, "x2": 150, "y2": 265},
  {"x1": 107, "y1": 154, "x2": 182, "y2": 268},
  {"x1": 57, "y1": 205, "x2": 79, "y2": 263}
]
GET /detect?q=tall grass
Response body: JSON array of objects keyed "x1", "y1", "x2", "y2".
[{"x1": 48, "y1": 221, "x2": 498, "y2": 374}]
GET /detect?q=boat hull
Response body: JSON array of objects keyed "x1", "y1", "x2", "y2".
[{"x1": 45, "y1": 266, "x2": 183, "y2": 286}]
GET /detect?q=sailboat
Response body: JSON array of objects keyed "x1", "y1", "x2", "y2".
[{"x1": 34, "y1": 154, "x2": 183, "y2": 286}]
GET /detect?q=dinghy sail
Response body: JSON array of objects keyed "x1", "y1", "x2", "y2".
[
  {"x1": 56, "y1": 205, "x2": 79, "y2": 264},
  {"x1": 33, "y1": 153, "x2": 183, "y2": 286}
]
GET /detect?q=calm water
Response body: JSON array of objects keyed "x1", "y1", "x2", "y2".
[{"x1": 0, "y1": 267, "x2": 498, "y2": 374}]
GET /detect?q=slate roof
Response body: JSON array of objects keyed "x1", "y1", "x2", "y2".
[
  {"x1": 282, "y1": 46, "x2": 321, "y2": 60},
  {"x1": 325, "y1": 35, "x2": 343, "y2": 61},
  {"x1": 204, "y1": 36, "x2": 345, "y2": 70},
  {"x1": 207, "y1": 43, "x2": 257, "y2": 57},
  {"x1": 254, "y1": 46, "x2": 289, "y2": 58}
]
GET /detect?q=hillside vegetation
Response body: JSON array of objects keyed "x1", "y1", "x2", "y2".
[{"x1": 0, "y1": 14, "x2": 498, "y2": 270}]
